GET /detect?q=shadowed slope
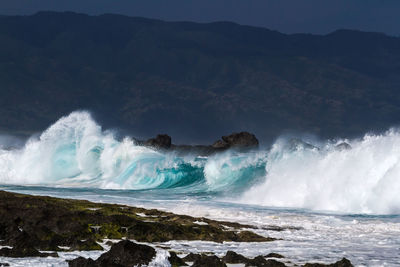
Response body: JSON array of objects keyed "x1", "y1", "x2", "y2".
[{"x1": 0, "y1": 12, "x2": 400, "y2": 142}]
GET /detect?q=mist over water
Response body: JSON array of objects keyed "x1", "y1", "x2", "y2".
[
  {"x1": 0, "y1": 134, "x2": 24, "y2": 150},
  {"x1": 0, "y1": 111, "x2": 400, "y2": 215}
]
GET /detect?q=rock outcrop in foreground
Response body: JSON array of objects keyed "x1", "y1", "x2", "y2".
[
  {"x1": 68, "y1": 240, "x2": 156, "y2": 267},
  {"x1": 0, "y1": 191, "x2": 354, "y2": 267},
  {"x1": 68, "y1": 242, "x2": 354, "y2": 267},
  {"x1": 0, "y1": 190, "x2": 272, "y2": 256}
]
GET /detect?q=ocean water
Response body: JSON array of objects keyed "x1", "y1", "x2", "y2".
[{"x1": 1, "y1": 111, "x2": 400, "y2": 266}]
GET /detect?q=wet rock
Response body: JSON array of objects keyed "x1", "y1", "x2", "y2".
[
  {"x1": 69, "y1": 238, "x2": 103, "y2": 251},
  {"x1": 145, "y1": 134, "x2": 171, "y2": 149},
  {"x1": 245, "y1": 256, "x2": 286, "y2": 267},
  {"x1": 335, "y1": 142, "x2": 351, "y2": 151},
  {"x1": 96, "y1": 240, "x2": 155, "y2": 266},
  {"x1": 182, "y1": 252, "x2": 202, "y2": 262},
  {"x1": 142, "y1": 132, "x2": 261, "y2": 155},
  {"x1": 211, "y1": 139, "x2": 229, "y2": 149},
  {"x1": 168, "y1": 251, "x2": 187, "y2": 266},
  {"x1": 222, "y1": 250, "x2": 249, "y2": 263},
  {"x1": 192, "y1": 255, "x2": 227, "y2": 267},
  {"x1": 67, "y1": 257, "x2": 96, "y2": 267},
  {"x1": 220, "y1": 252, "x2": 287, "y2": 267},
  {"x1": 0, "y1": 263, "x2": 10, "y2": 267},
  {"x1": 0, "y1": 230, "x2": 58, "y2": 258},
  {"x1": 303, "y1": 257, "x2": 353, "y2": 267},
  {"x1": 5, "y1": 230, "x2": 38, "y2": 249},
  {"x1": 68, "y1": 240, "x2": 156, "y2": 267},
  {"x1": 105, "y1": 240, "x2": 115, "y2": 246},
  {"x1": 236, "y1": 231, "x2": 275, "y2": 242},
  {"x1": 125, "y1": 219, "x2": 271, "y2": 243},
  {"x1": 331, "y1": 258, "x2": 353, "y2": 267},
  {"x1": 213, "y1": 132, "x2": 259, "y2": 149},
  {"x1": 0, "y1": 246, "x2": 57, "y2": 258},
  {"x1": 0, "y1": 190, "x2": 272, "y2": 250},
  {"x1": 261, "y1": 225, "x2": 303, "y2": 231},
  {"x1": 265, "y1": 253, "x2": 284, "y2": 258}
]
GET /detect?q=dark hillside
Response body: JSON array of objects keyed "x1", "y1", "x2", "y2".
[{"x1": 1, "y1": 11, "x2": 400, "y2": 142}]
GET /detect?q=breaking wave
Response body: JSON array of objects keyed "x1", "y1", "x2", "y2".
[
  {"x1": 1, "y1": 111, "x2": 400, "y2": 214},
  {"x1": 241, "y1": 131, "x2": 400, "y2": 214},
  {"x1": 0, "y1": 111, "x2": 266, "y2": 192}
]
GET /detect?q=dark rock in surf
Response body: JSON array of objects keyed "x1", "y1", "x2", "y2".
[
  {"x1": 0, "y1": 246, "x2": 57, "y2": 258},
  {"x1": 245, "y1": 256, "x2": 286, "y2": 267},
  {"x1": 168, "y1": 251, "x2": 188, "y2": 266},
  {"x1": 212, "y1": 139, "x2": 229, "y2": 149},
  {"x1": 68, "y1": 240, "x2": 156, "y2": 267},
  {"x1": 96, "y1": 240, "x2": 155, "y2": 266},
  {"x1": 220, "y1": 251, "x2": 287, "y2": 266},
  {"x1": 69, "y1": 238, "x2": 103, "y2": 251},
  {"x1": 222, "y1": 250, "x2": 249, "y2": 263},
  {"x1": 105, "y1": 240, "x2": 115, "y2": 247},
  {"x1": 302, "y1": 257, "x2": 353, "y2": 267},
  {"x1": 145, "y1": 134, "x2": 172, "y2": 149},
  {"x1": 0, "y1": 230, "x2": 58, "y2": 258},
  {"x1": 265, "y1": 253, "x2": 285, "y2": 258},
  {"x1": 261, "y1": 225, "x2": 303, "y2": 231},
  {"x1": 0, "y1": 263, "x2": 10, "y2": 267},
  {"x1": 192, "y1": 255, "x2": 227, "y2": 267},
  {"x1": 332, "y1": 258, "x2": 354, "y2": 267},
  {"x1": 67, "y1": 257, "x2": 96, "y2": 267},
  {"x1": 214, "y1": 132, "x2": 259, "y2": 149},
  {"x1": 144, "y1": 131, "x2": 259, "y2": 155},
  {"x1": 182, "y1": 252, "x2": 202, "y2": 262},
  {"x1": 237, "y1": 230, "x2": 275, "y2": 242}
]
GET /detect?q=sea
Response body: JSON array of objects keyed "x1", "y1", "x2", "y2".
[{"x1": 0, "y1": 111, "x2": 399, "y2": 266}]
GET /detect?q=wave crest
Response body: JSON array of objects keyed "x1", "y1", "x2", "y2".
[
  {"x1": 0, "y1": 111, "x2": 265, "y2": 192},
  {"x1": 241, "y1": 132, "x2": 400, "y2": 214},
  {"x1": 1, "y1": 111, "x2": 400, "y2": 214}
]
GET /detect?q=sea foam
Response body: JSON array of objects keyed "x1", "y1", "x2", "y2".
[
  {"x1": 1, "y1": 111, "x2": 400, "y2": 214},
  {"x1": 241, "y1": 132, "x2": 400, "y2": 214}
]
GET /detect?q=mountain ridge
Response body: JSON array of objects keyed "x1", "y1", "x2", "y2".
[{"x1": 0, "y1": 11, "x2": 400, "y2": 143}]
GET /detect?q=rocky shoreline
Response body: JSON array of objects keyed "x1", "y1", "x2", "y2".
[{"x1": 0, "y1": 191, "x2": 353, "y2": 266}]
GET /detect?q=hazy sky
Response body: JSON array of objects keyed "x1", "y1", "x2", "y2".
[{"x1": 1, "y1": 0, "x2": 399, "y2": 36}]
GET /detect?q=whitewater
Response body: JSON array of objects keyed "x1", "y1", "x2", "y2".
[{"x1": 1, "y1": 111, "x2": 400, "y2": 266}]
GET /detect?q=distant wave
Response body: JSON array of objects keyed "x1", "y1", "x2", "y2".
[{"x1": 0, "y1": 111, "x2": 400, "y2": 214}]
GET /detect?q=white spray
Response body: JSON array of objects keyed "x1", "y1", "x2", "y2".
[{"x1": 241, "y1": 132, "x2": 400, "y2": 214}]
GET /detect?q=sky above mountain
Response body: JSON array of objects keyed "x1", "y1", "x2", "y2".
[{"x1": 1, "y1": 0, "x2": 399, "y2": 36}]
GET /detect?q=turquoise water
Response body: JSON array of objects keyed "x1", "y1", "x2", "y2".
[{"x1": 1, "y1": 111, "x2": 400, "y2": 266}]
